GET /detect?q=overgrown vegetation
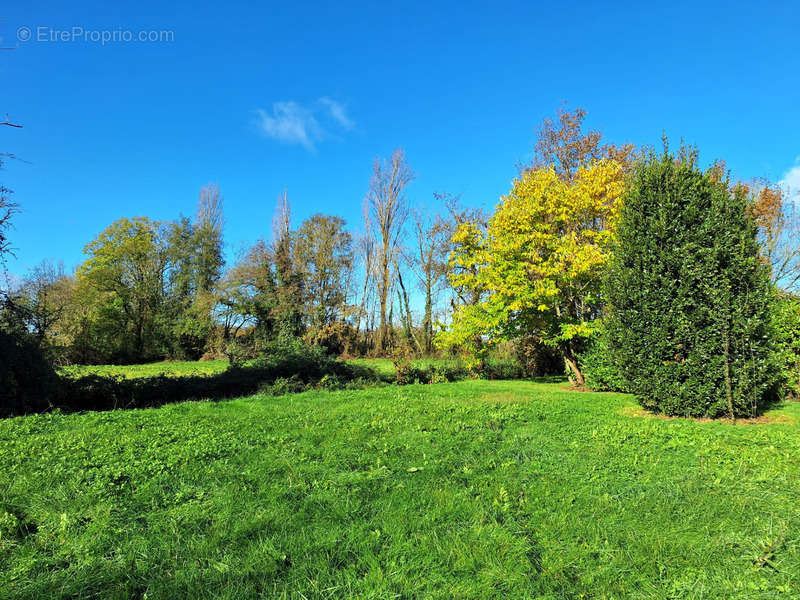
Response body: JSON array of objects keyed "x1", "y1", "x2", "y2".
[
  {"x1": 577, "y1": 321, "x2": 629, "y2": 393},
  {"x1": 0, "y1": 298, "x2": 59, "y2": 415}
]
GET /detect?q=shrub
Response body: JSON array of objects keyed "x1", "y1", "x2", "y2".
[
  {"x1": 263, "y1": 376, "x2": 306, "y2": 396},
  {"x1": 392, "y1": 353, "x2": 471, "y2": 386},
  {"x1": 578, "y1": 324, "x2": 628, "y2": 392},
  {"x1": 431, "y1": 360, "x2": 469, "y2": 382},
  {"x1": 303, "y1": 321, "x2": 358, "y2": 356},
  {"x1": 0, "y1": 298, "x2": 59, "y2": 417},
  {"x1": 0, "y1": 329, "x2": 58, "y2": 416},
  {"x1": 394, "y1": 361, "x2": 431, "y2": 385},
  {"x1": 394, "y1": 354, "x2": 526, "y2": 385},
  {"x1": 247, "y1": 338, "x2": 344, "y2": 379},
  {"x1": 514, "y1": 336, "x2": 564, "y2": 377},
  {"x1": 605, "y1": 149, "x2": 781, "y2": 418},
  {"x1": 223, "y1": 337, "x2": 258, "y2": 366},
  {"x1": 773, "y1": 293, "x2": 800, "y2": 397},
  {"x1": 477, "y1": 356, "x2": 526, "y2": 380}
]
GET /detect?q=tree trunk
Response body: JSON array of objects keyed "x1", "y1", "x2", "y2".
[
  {"x1": 723, "y1": 328, "x2": 735, "y2": 421},
  {"x1": 377, "y1": 252, "x2": 390, "y2": 353},
  {"x1": 355, "y1": 271, "x2": 371, "y2": 337},
  {"x1": 562, "y1": 344, "x2": 585, "y2": 386},
  {"x1": 423, "y1": 279, "x2": 433, "y2": 355},
  {"x1": 397, "y1": 270, "x2": 422, "y2": 354}
]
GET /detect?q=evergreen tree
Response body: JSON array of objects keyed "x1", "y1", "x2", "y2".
[{"x1": 605, "y1": 148, "x2": 780, "y2": 418}]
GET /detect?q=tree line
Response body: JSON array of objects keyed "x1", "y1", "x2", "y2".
[
  {"x1": 3, "y1": 107, "x2": 800, "y2": 417},
  {"x1": 6, "y1": 150, "x2": 476, "y2": 366}
]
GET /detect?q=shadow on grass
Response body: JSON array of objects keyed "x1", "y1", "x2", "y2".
[
  {"x1": 45, "y1": 361, "x2": 383, "y2": 416},
  {"x1": 4, "y1": 353, "x2": 551, "y2": 418},
  {"x1": 530, "y1": 375, "x2": 569, "y2": 384}
]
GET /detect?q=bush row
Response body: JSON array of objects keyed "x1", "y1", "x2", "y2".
[
  {"x1": 393, "y1": 356, "x2": 528, "y2": 385},
  {"x1": 1, "y1": 340, "x2": 383, "y2": 418}
]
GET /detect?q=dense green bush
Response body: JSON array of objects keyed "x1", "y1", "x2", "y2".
[
  {"x1": 247, "y1": 338, "x2": 343, "y2": 377},
  {"x1": 0, "y1": 329, "x2": 58, "y2": 416},
  {"x1": 578, "y1": 324, "x2": 629, "y2": 392},
  {"x1": 773, "y1": 293, "x2": 800, "y2": 397},
  {"x1": 605, "y1": 150, "x2": 781, "y2": 418},
  {"x1": 0, "y1": 299, "x2": 59, "y2": 417},
  {"x1": 513, "y1": 336, "x2": 564, "y2": 377},
  {"x1": 394, "y1": 359, "x2": 470, "y2": 385},
  {"x1": 477, "y1": 356, "x2": 527, "y2": 380},
  {"x1": 392, "y1": 353, "x2": 528, "y2": 386}
]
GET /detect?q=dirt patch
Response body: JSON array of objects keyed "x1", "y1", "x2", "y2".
[
  {"x1": 559, "y1": 384, "x2": 594, "y2": 393},
  {"x1": 618, "y1": 404, "x2": 796, "y2": 425}
]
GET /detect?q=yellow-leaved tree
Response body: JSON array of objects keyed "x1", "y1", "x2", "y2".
[{"x1": 437, "y1": 159, "x2": 625, "y2": 384}]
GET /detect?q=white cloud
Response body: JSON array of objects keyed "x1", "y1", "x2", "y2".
[
  {"x1": 319, "y1": 97, "x2": 354, "y2": 130},
  {"x1": 254, "y1": 97, "x2": 354, "y2": 151},
  {"x1": 779, "y1": 161, "x2": 800, "y2": 202},
  {"x1": 255, "y1": 102, "x2": 322, "y2": 151}
]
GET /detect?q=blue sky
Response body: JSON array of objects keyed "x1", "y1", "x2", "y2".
[{"x1": 1, "y1": 0, "x2": 799, "y2": 277}]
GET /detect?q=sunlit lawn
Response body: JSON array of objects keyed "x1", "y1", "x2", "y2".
[
  {"x1": 1, "y1": 380, "x2": 799, "y2": 598},
  {"x1": 58, "y1": 359, "x2": 231, "y2": 379}
]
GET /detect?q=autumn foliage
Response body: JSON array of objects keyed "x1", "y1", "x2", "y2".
[{"x1": 439, "y1": 159, "x2": 625, "y2": 383}]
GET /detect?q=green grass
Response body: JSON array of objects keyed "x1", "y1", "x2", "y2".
[
  {"x1": 59, "y1": 360, "x2": 231, "y2": 379},
  {"x1": 1, "y1": 380, "x2": 799, "y2": 598},
  {"x1": 346, "y1": 358, "x2": 396, "y2": 380}
]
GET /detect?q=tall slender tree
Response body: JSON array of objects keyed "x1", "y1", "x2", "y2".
[
  {"x1": 354, "y1": 219, "x2": 377, "y2": 349},
  {"x1": 365, "y1": 148, "x2": 414, "y2": 353},
  {"x1": 194, "y1": 183, "x2": 225, "y2": 293},
  {"x1": 271, "y1": 190, "x2": 304, "y2": 338},
  {"x1": 407, "y1": 203, "x2": 451, "y2": 354}
]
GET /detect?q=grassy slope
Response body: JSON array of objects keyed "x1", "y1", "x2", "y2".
[{"x1": 1, "y1": 381, "x2": 799, "y2": 599}]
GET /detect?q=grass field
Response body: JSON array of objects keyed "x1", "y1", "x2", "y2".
[
  {"x1": 59, "y1": 360, "x2": 231, "y2": 379},
  {"x1": 1, "y1": 380, "x2": 799, "y2": 598},
  {"x1": 345, "y1": 358, "x2": 396, "y2": 380}
]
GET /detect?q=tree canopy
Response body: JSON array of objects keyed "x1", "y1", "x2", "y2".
[{"x1": 439, "y1": 159, "x2": 625, "y2": 382}]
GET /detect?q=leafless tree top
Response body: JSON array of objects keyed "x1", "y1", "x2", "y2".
[
  {"x1": 366, "y1": 148, "x2": 414, "y2": 253},
  {"x1": 196, "y1": 183, "x2": 225, "y2": 234}
]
